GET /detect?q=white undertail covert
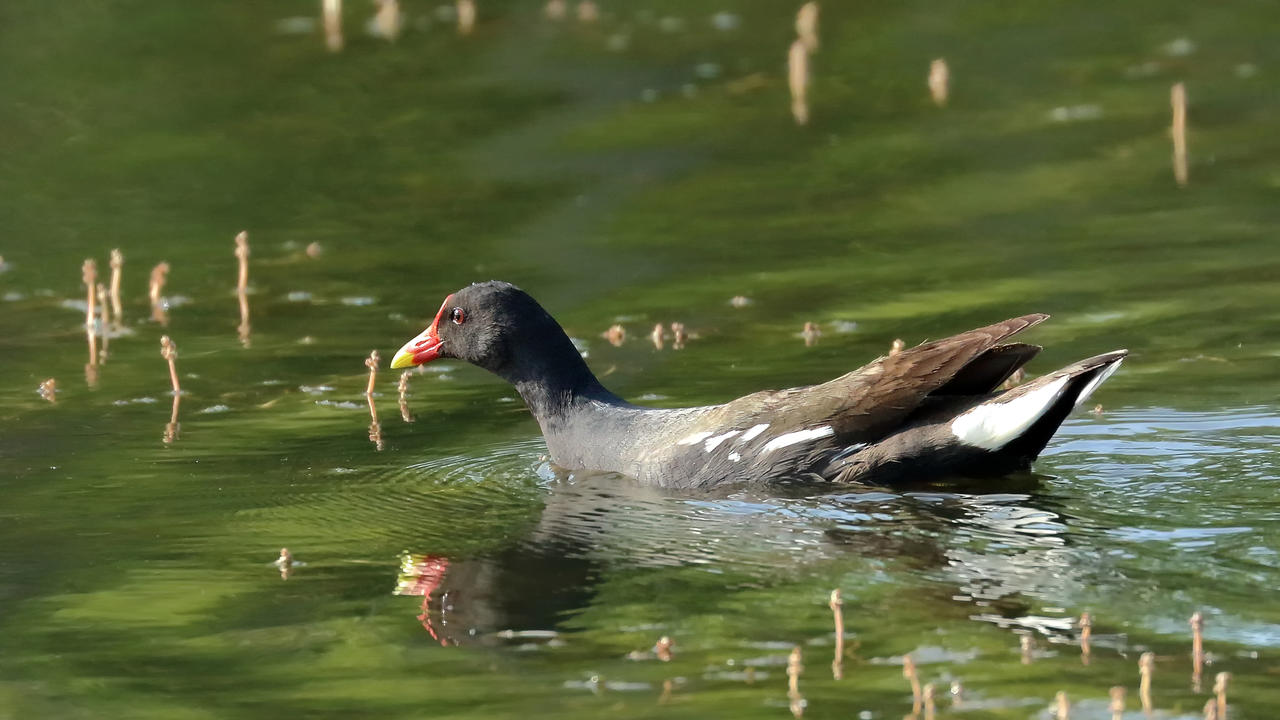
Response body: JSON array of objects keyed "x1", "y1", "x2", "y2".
[{"x1": 950, "y1": 376, "x2": 1070, "y2": 450}]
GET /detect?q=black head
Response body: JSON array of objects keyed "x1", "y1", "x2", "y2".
[{"x1": 390, "y1": 281, "x2": 590, "y2": 387}]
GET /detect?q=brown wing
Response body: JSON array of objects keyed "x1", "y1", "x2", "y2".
[
  {"x1": 714, "y1": 314, "x2": 1049, "y2": 443},
  {"x1": 932, "y1": 342, "x2": 1041, "y2": 395}
]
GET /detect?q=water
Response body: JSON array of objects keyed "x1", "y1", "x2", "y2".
[{"x1": 2, "y1": 1, "x2": 1279, "y2": 717}]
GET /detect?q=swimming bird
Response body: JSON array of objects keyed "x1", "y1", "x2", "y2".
[{"x1": 390, "y1": 281, "x2": 1125, "y2": 488}]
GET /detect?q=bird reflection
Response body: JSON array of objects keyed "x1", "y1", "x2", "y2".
[
  {"x1": 394, "y1": 553, "x2": 452, "y2": 644},
  {"x1": 393, "y1": 468, "x2": 1078, "y2": 647},
  {"x1": 396, "y1": 537, "x2": 598, "y2": 647}
]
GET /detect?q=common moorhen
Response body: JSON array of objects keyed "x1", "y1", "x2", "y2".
[{"x1": 390, "y1": 281, "x2": 1125, "y2": 487}]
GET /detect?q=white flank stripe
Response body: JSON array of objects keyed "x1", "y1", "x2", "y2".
[
  {"x1": 950, "y1": 376, "x2": 1070, "y2": 450},
  {"x1": 1074, "y1": 358, "x2": 1123, "y2": 407},
  {"x1": 704, "y1": 431, "x2": 740, "y2": 452},
  {"x1": 728, "y1": 452, "x2": 742, "y2": 462},
  {"x1": 677, "y1": 431, "x2": 714, "y2": 446},
  {"x1": 739, "y1": 423, "x2": 770, "y2": 442},
  {"x1": 761, "y1": 426, "x2": 835, "y2": 453}
]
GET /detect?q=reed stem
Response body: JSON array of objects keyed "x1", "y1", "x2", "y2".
[
  {"x1": 160, "y1": 336, "x2": 180, "y2": 395},
  {"x1": 97, "y1": 283, "x2": 110, "y2": 360},
  {"x1": 1171, "y1": 83, "x2": 1188, "y2": 187},
  {"x1": 366, "y1": 350, "x2": 383, "y2": 450},
  {"x1": 83, "y1": 260, "x2": 98, "y2": 368},
  {"x1": 788, "y1": 39, "x2": 809, "y2": 126},
  {"x1": 1139, "y1": 651, "x2": 1155, "y2": 714},
  {"x1": 1079, "y1": 612, "x2": 1092, "y2": 665},
  {"x1": 322, "y1": 0, "x2": 343, "y2": 52},
  {"x1": 164, "y1": 393, "x2": 181, "y2": 444},
  {"x1": 236, "y1": 233, "x2": 250, "y2": 345},
  {"x1": 150, "y1": 262, "x2": 170, "y2": 325},
  {"x1": 234, "y1": 231, "x2": 249, "y2": 294},
  {"x1": 1191, "y1": 611, "x2": 1204, "y2": 691},
  {"x1": 795, "y1": 2, "x2": 819, "y2": 52},
  {"x1": 929, "y1": 58, "x2": 949, "y2": 107},
  {"x1": 903, "y1": 654, "x2": 922, "y2": 714},
  {"x1": 1109, "y1": 686, "x2": 1125, "y2": 720},
  {"x1": 82, "y1": 259, "x2": 96, "y2": 330},
  {"x1": 1213, "y1": 671, "x2": 1229, "y2": 719},
  {"x1": 365, "y1": 350, "x2": 380, "y2": 396},
  {"x1": 829, "y1": 589, "x2": 844, "y2": 679},
  {"x1": 398, "y1": 370, "x2": 413, "y2": 423},
  {"x1": 456, "y1": 0, "x2": 475, "y2": 35},
  {"x1": 786, "y1": 645, "x2": 804, "y2": 718},
  {"x1": 109, "y1": 249, "x2": 123, "y2": 324}
]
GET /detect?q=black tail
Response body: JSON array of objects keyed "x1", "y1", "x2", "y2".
[
  {"x1": 824, "y1": 349, "x2": 1126, "y2": 485},
  {"x1": 995, "y1": 350, "x2": 1127, "y2": 464}
]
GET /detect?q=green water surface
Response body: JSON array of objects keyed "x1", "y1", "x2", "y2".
[{"x1": 2, "y1": 1, "x2": 1279, "y2": 718}]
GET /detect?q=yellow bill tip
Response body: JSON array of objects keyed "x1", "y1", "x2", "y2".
[{"x1": 389, "y1": 348, "x2": 415, "y2": 370}]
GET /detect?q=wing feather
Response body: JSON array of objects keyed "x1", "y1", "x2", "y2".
[{"x1": 716, "y1": 314, "x2": 1050, "y2": 443}]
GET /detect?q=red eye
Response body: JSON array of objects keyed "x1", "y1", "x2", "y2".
[{"x1": 450, "y1": 307, "x2": 465, "y2": 325}]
